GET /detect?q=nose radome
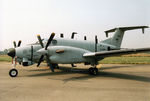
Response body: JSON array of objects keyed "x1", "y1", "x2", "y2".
[{"x1": 7, "y1": 48, "x2": 16, "y2": 58}]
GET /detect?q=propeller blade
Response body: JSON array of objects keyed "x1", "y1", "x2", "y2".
[
  {"x1": 45, "y1": 33, "x2": 55, "y2": 50},
  {"x1": 37, "y1": 55, "x2": 44, "y2": 67},
  {"x1": 37, "y1": 35, "x2": 44, "y2": 48},
  {"x1": 13, "y1": 41, "x2": 16, "y2": 48},
  {"x1": 45, "y1": 54, "x2": 54, "y2": 72},
  {"x1": 17, "y1": 40, "x2": 22, "y2": 47}
]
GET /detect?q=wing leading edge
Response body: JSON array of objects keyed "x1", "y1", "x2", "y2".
[{"x1": 83, "y1": 48, "x2": 150, "y2": 58}]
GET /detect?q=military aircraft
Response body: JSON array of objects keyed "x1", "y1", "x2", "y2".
[{"x1": 7, "y1": 26, "x2": 150, "y2": 77}]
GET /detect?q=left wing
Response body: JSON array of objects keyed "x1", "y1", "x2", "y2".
[{"x1": 83, "y1": 48, "x2": 150, "y2": 58}]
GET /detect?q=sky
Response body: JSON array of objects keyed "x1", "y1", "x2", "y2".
[{"x1": 1, "y1": 0, "x2": 150, "y2": 50}]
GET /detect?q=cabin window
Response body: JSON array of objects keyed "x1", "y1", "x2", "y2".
[{"x1": 52, "y1": 40, "x2": 57, "y2": 45}]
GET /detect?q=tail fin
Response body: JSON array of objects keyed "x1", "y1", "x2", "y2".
[{"x1": 102, "y1": 26, "x2": 149, "y2": 48}]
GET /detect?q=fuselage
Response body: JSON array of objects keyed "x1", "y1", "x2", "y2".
[
  {"x1": 15, "y1": 38, "x2": 119, "y2": 65},
  {"x1": 51, "y1": 38, "x2": 118, "y2": 52}
]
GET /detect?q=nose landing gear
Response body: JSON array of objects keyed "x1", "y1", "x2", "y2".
[{"x1": 9, "y1": 57, "x2": 18, "y2": 77}]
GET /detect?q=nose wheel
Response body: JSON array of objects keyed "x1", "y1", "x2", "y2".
[
  {"x1": 9, "y1": 68, "x2": 18, "y2": 77},
  {"x1": 88, "y1": 67, "x2": 98, "y2": 75}
]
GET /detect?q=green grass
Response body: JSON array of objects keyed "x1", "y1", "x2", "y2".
[
  {"x1": 0, "y1": 55, "x2": 12, "y2": 62},
  {"x1": 99, "y1": 57, "x2": 150, "y2": 64},
  {"x1": 0, "y1": 55, "x2": 150, "y2": 64}
]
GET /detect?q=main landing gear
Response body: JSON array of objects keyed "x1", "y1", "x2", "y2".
[{"x1": 88, "y1": 67, "x2": 98, "y2": 75}]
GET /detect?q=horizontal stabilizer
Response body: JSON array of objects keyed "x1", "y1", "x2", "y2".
[{"x1": 105, "y1": 26, "x2": 149, "y2": 37}]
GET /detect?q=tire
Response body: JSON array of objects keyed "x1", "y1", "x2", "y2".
[
  {"x1": 88, "y1": 67, "x2": 93, "y2": 75},
  {"x1": 88, "y1": 67, "x2": 98, "y2": 75},
  {"x1": 93, "y1": 68, "x2": 98, "y2": 75},
  {"x1": 52, "y1": 64, "x2": 59, "y2": 69},
  {"x1": 9, "y1": 69, "x2": 18, "y2": 77}
]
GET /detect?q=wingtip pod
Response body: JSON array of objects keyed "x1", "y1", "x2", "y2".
[
  {"x1": 105, "y1": 28, "x2": 116, "y2": 37},
  {"x1": 142, "y1": 26, "x2": 149, "y2": 34},
  {"x1": 142, "y1": 26, "x2": 149, "y2": 28},
  {"x1": 144, "y1": 26, "x2": 149, "y2": 28}
]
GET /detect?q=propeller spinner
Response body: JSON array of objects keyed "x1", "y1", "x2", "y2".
[{"x1": 8, "y1": 40, "x2": 22, "y2": 58}]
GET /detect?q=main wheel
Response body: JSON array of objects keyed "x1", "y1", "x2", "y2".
[
  {"x1": 88, "y1": 67, "x2": 98, "y2": 75},
  {"x1": 52, "y1": 64, "x2": 59, "y2": 69},
  {"x1": 93, "y1": 68, "x2": 98, "y2": 75},
  {"x1": 88, "y1": 67, "x2": 93, "y2": 75},
  {"x1": 9, "y1": 69, "x2": 18, "y2": 77}
]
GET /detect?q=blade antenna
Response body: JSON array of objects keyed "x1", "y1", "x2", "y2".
[
  {"x1": 95, "y1": 35, "x2": 98, "y2": 52},
  {"x1": 84, "y1": 36, "x2": 87, "y2": 40}
]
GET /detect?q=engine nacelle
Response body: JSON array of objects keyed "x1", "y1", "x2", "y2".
[{"x1": 48, "y1": 46, "x2": 92, "y2": 64}]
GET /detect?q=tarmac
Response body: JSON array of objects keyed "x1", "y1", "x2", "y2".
[{"x1": 0, "y1": 62, "x2": 150, "y2": 101}]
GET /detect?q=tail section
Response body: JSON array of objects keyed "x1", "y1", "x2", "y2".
[{"x1": 102, "y1": 26, "x2": 149, "y2": 48}]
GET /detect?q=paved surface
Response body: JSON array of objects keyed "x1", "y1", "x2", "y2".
[{"x1": 0, "y1": 62, "x2": 150, "y2": 101}]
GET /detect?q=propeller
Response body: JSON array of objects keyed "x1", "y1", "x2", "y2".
[
  {"x1": 37, "y1": 33, "x2": 55, "y2": 72},
  {"x1": 8, "y1": 40, "x2": 22, "y2": 57},
  {"x1": 8, "y1": 40, "x2": 22, "y2": 65},
  {"x1": 13, "y1": 40, "x2": 22, "y2": 48},
  {"x1": 71, "y1": 32, "x2": 77, "y2": 39}
]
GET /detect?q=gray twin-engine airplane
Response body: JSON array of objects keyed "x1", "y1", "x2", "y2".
[{"x1": 7, "y1": 26, "x2": 150, "y2": 77}]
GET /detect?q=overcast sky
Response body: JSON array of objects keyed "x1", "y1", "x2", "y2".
[{"x1": 1, "y1": 0, "x2": 150, "y2": 50}]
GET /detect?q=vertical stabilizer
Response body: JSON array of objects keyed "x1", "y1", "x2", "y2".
[{"x1": 102, "y1": 26, "x2": 149, "y2": 48}]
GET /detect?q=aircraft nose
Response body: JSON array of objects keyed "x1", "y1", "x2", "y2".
[{"x1": 7, "y1": 48, "x2": 16, "y2": 58}]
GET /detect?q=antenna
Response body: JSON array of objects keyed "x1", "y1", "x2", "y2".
[
  {"x1": 84, "y1": 36, "x2": 87, "y2": 40},
  {"x1": 71, "y1": 32, "x2": 77, "y2": 39},
  {"x1": 60, "y1": 33, "x2": 64, "y2": 38},
  {"x1": 95, "y1": 35, "x2": 98, "y2": 52}
]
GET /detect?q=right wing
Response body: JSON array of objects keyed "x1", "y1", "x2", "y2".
[{"x1": 83, "y1": 48, "x2": 150, "y2": 59}]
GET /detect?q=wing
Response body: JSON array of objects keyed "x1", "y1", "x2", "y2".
[{"x1": 83, "y1": 48, "x2": 150, "y2": 59}]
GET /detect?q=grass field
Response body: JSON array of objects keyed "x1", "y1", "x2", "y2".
[
  {"x1": 0, "y1": 54, "x2": 150, "y2": 64},
  {"x1": 0, "y1": 55, "x2": 12, "y2": 62},
  {"x1": 99, "y1": 57, "x2": 150, "y2": 64}
]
